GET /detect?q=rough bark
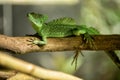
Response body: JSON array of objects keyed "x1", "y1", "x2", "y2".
[{"x1": 0, "y1": 34, "x2": 120, "y2": 54}]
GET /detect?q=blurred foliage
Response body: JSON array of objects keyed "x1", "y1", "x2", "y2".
[{"x1": 80, "y1": 0, "x2": 120, "y2": 34}]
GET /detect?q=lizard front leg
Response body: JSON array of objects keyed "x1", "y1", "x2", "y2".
[
  {"x1": 27, "y1": 36, "x2": 47, "y2": 46},
  {"x1": 33, "y1": 36, "x2": 47, "y2": 45}
]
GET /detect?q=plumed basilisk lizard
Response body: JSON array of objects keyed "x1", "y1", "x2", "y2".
[{"x1": 27, "y1": 12, "x2": 120, "y2": 69}]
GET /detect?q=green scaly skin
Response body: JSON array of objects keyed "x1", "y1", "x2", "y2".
[{"x1": 27, "y1": 12, "x2": 120, "y2": 69}]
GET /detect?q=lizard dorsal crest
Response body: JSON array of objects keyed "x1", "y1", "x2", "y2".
[{"x1": 47, "y1": 17, "x2": 76, "y2": 25}]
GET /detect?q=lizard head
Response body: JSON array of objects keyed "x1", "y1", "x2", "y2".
[{"x1": 27, "y1": 12, "x2": 48, "y2": 32}]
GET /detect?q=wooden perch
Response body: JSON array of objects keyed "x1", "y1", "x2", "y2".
[{"x1": 0, "y1": 34, "x2": 120, "y2": 53}]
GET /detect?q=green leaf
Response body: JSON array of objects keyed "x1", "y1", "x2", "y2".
[{"x1": 47, "y1": 17, "x2": 76, "y2": 25}]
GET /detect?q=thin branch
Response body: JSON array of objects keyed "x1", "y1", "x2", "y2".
[{"x1": 0, "y1": 34, "x2": 120, "y2": 54}]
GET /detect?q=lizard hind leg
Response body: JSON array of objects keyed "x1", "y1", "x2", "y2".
[{"x1": 71, "y1": 50, "x2": 82, "y2": 70}]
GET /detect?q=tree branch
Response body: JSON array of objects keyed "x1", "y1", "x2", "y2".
[
  {"x1": 0, "y1": 34, "x2": 120, "y2": 79},
  {"x1": 0, "y1": 34, "x2": 120, "y2": 54},
  {"x1": 0, "y1": 51, "x2": 82, "y2": 80},
  {"x1": 0, "y1": 70, "x2": 39, "y2": 80}
]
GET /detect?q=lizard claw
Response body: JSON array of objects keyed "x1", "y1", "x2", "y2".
[
  {"x1": 27, "y1": 37, "x2": 46, "y2": 47},
  {"x1": 71, "y1": 50, "x2": 82, "y2": 70},
  {"x1": 26, "y1": 38, "x2": 37, "y2": 47}
]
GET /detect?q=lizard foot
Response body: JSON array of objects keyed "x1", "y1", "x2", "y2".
[
  {"x1": 71, "y1": 50, "x2": 82, "y2": 70},
  {"x1": 27, "y1": 38, "x2": 46, "y2": 46},
  {"x1": 26, "y1": 38, "x2": 37, "y2": 47}
]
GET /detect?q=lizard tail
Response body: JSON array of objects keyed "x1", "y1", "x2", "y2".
[{"x1": 105, "y1": 50, "x2": 120, "y2": 69}]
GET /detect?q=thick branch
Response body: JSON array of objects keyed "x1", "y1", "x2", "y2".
[
  {"x1": 0, "y1": 70, "x2": 16, "y2": 79},
  {"x1": 0, "y1": 34, "x2": 120, "y2": 53},
  {"x1": 0, "y1": 51, "x2": 82, "y2": 80},
  {"x1": 0, "y1": 70, "x2": 39, "y2": 80}
]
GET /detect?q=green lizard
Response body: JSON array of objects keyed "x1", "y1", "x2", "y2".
[{"x1": 27, "y1": 12, "x2": 120, "y2": 69}]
